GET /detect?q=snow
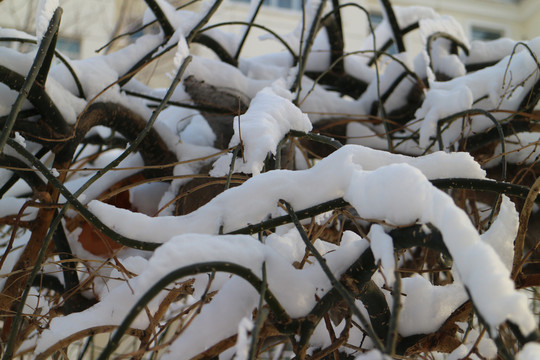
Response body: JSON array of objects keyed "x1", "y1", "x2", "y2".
[
  {"x1": 485, "y1": 132, "x2": 540, "y2": 168},
  {"x1": 415, "y1": 84, "x2": 473, "y2": 149},
  {"x1": 81, "y1": 145, "x2": 535, "y2": 338},
  {"x1": 345, "y1": 163, "x2": 535, "y2": 335},
  {"x1": 398, "y1": 275, "x2": 467, "y2": 336},
  {"x1": 358, "y1": 52, "x2": 417, "y2": 115},
  {"x1": 232, "y1": 317, "x2": 254, "y2": 360},
  {"x1": 35, "y1": 0, "x2": 59, "y2": 44},
  {"x1": 465, "y1": 38, "x2": 519, "y2": 65},
  {"x1": 262, "y1": 0, "x2": 330, "y2": 55},
  {"x1": 1, "y1": 1, "x2": 539, "y2": 358},
  {"x1": 211, "y1": 79, "x2": 312, "y2": 176},
  {"x1": 354, "y1": 349, "x2": 392, "y2": 360},
  {"x1": 480, "y1": 196, "x2": 518, "y2": 270},
  {"x1": 89, "y1": 145, "x2": 485, "y2": 242},
  {"x1": 13, "y1": 132, "x2": 26, "y2": 148},
  {"x1": 414, "y1": 38, "x2": 540, "y2": 149},
  {"x1": 517, "y1": 342, "x2": 540, "y2": 360},
  {"x1": 35, "y1": 233, "x2": 369, "y2": 356},
  {"x1": 369, "y1": 224, "x2": 395, "y2": 284},
  {"x1": 61, "y1": 152, "x2": 144, "y2": 206}
]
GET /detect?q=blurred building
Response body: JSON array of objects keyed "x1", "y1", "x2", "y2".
[
  {"x1": 0, "y1": 0, "x2": 538, "y2": 87},
  {"x1": 1, "y1": 0, "x2": 538, "y2": 59},
  {"x1": 218, "y1": 0, "x2": 540, "y2": 57}
]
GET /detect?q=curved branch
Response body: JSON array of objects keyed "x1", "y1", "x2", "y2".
[
  {"x1": 75, "y1": 102, "x2": 177, "y2": 178},
  {"x1": 191, "y1": 33, "x2": 237, "y2": 66},
  {"x1": 143, "y1": 0, "x2": 175, "y2": 39},
  {"x1": 0, "y1": 65, "x2": 69, "y2": 136},
  {"x1": 0, "y1": 8, "x2": 65, "y2": 152},
  {"x1": 200, "y1": 21, "x2": 298, "y2": 63},
  {"x1": 234, "y1": 0, "x2": 264, "y2": 60},
  {"x1": 378, "y1": 0, "x2": 405, "y2": 53},
  {"x1": 186, "y1": 0, "x2": 224, "y2": 43},
  {"x1": 95, "y1": 261, "x2": 294, "y2": 360},
  {"x1": 436, "y1": 109, "x2": 506, "y2": 181}
]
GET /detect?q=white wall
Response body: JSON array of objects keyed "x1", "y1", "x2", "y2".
[
  {"x1": 205, "y1": 0, "x2": 540, "y2": 59},
  {"x1": 0, "y1": 0, "x2": 118, "y2": 59}
]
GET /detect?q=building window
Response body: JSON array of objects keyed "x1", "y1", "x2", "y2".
[
  {"x1": 368, "y1": 12, "x2": 397, "y2": 55},
  {"x1": 273, "y1": 0, "x2": 301, "y2": 10},
  {"x1": 230, "y1": 0, "x2": 301, "y2": 10},
  {"x1": 369, "y1": 12, "x2": 384, "y2": 29},
  {"x1": 471, "y1": 26, "x2": 503, "y2": 41},
  {"x1": 56, "y1": 37, "x2": 81, "y2": 59}
]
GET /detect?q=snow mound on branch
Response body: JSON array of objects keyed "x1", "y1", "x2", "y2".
[
  {"x1": 34, "y1": 145, "x2": 535, "y2": 355},
  {"x1": 89, "y1": 145, "x2": 484, "y2": 241},
  {"x1": 211, "y1": 80, "x2": 312, "y2": 176},
  {"x1": 35, "y1": 0, "x2": 59, "y2": 44}
]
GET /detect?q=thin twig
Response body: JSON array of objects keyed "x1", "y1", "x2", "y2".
[
  {"x1": 512, "y1": 175, "x2": 540, "y2": 279},
  {"x1": 282, "y1": 200, "x2": 385, "y2": 352},
  {"x1": 0, "y1": 8, "x2": 62, "y2": 152}
]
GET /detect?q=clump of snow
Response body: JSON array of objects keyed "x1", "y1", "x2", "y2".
[
  {"x1": 418, "y1": 15, "x2": 469, "y2": 79},
  {"x1": 369, "y1": 224, "x2": 395, "y2": 284},
  {"x1": 34, "y1": 233, "x2": 369, "y2": 357},
  {"x1": 211, "y1": 79, "x2": 312, "y2": 176},
  {"x1": 232, "y1": 317, "x2": 254, "y2": 360},
  {"x1": 83, "y1": 144, "x2": 535, "y2": 337},
  {"x1": 481, "y1": 196, "x2": 518, "y2": 270},
  {"x1": 517, "y1": 342, "x2": 540, "y2": 360},
  {"x1": 90, "y1": 145, "x2": 485, "y2": 242},
  {"x1": 413, "y1": 38, "x2": 540, "y2": 149},
  {"x1": 13, "y1": 132, "x2": 26, "y2": 148},
  {"x1": 465, "y1": 38, "x2": 518, "y2": 65},
  {"x1": 345, "y1": 163, "x2": 536, "y2": 336},
  {"x1": 398, "y1": 274, "x2": 467, "y2": 336},
  {"x1": 414, "y1": 84, "x2": 473, "y2": 148},
  {"x1": 35, "y1": 0, "x2": 59, "y2": 44}
]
